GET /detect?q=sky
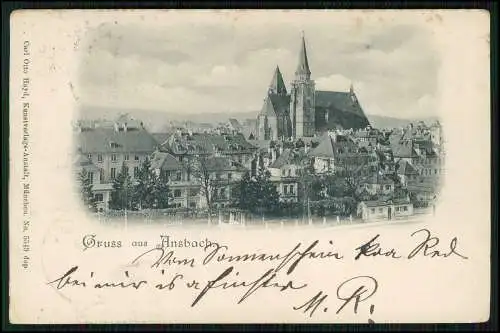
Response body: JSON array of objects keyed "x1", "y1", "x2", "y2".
[{"x1": 76, "y1": 11, "x2": 441, "y2": 119}]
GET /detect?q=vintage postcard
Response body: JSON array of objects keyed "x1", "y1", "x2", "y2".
[{"x1": 9, "y1": 9, "x2": 490, "y2": 324}]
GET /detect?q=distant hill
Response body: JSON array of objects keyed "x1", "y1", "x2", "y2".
[
  {"x1": 367, "y1": 114, "x2": 440, "y2": 129},
  {"x1": 78, "y1": 105, "x2": 439, "y2": 132}
]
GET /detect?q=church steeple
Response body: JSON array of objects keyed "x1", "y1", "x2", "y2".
[
  {"x1": 295, "y1": 31, "x2": 311, "y2": 80},
  {"x1": 268, "y1": 65, "x2": 287, "y2": 95}
]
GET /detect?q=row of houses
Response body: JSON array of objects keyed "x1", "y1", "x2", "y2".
[{"x1": 74, "y1": 114, "x2": 444, "y2": 221}]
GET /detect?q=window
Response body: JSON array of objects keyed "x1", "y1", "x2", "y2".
[
  {"x1": 87, "y1": 153, "x2": 92, "y2": 160},
  {"x1": 216, "y1": 173, "x2": 222, "y2": 180},
  {"x1": 134, "y1": 155, "x2": 139, "y2": 161},
  {"x1": 385, "y1": 185, "x2": 391, "y2": 190},
  {"x1": 124, "y1": 154, "x2": 129, "y2": 161},
  {"x1": 283, "y1": 185, "x2": 288, "y2": 195},
  {"x1": 228, "y1": 173, "x2": 232, "y2": 181},
  {"x1": 134, "y1": 167, "x2": 139, "y2": 178},
  {"x1": 189, "y1": 188, "x2": 198, "y2": 197},
  {"x1": 94, "y1": 193, "x2": 104, "y2": 202},
  {"x1": 111, "y1": 154, "x2": 117, "y2": 162},
  {"x1": 288, "y1": 169, "x2": 292, "y2": 177},
  {"x1": 371, "y1": 208, "x2": 375, "y2": 213},
  {"x1": 98, "y1": 154, "x2": 103, "y2": 163},
  {"x1": 189, "y1": 202, "x2": 196, "y2": 208},
  {"x1": 175, "y1": 172, "x2": 182, "y2": 181},
  {"x1": 379, "y1": 208, "x2": 384, "y2": 213},
  {"x1": 88, "y1": 172, "x2": 94, "y2": 184},
  {"x1": 403, "y1": 206, "x2": 408, "y2": 211},
  {"x1": 434, "y1": 169, "x2": 437, "y2": 174},
  {"x1": 99, "y1": 169, "x2": 104, "y2": 183},
  {"x1": 110, "y1": 168, "x2": 116, "y2": 179},
  {"x1": 219, "y1": 188, "x2": 226, "y2": 198},
  {"x1": 174, "y1": 189, "x2": 182, "y2": 197},
  {"x1": 395, "y1": 206, "x2": 400, "y2": 212},
  {"x1": 290, "y1": 185, "x2": 295, "y2": 195}
]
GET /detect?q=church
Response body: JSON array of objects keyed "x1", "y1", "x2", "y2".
[{"x1": 256, "y1": 34, "x2": 371, "y2": 141}]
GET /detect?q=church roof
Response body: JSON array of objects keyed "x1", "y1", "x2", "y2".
[
  {"x1": 268, "y1": 66, "x2": 287, "y2": 95},
  {"x1": 315, "y1": 91, "x2": 365, "y2": 117},
  {"x1": 259, "y1": 94, "x2": 290, "y2": 118},
  {"x1": 269, "y1": 94, "x2": 290, "y2": 116},
  {"x1": 259, "y1": 96, "x2": 277, "y2": 117},
  {"x1": 295, "y1": 34, "x2": 311, "y2": 76}
]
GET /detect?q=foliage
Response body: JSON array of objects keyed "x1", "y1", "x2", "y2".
[
  {"x1": 78, "y1": 169, "x2": 97, "y2": 212},
  {"x1": 235, "y1": 167, "x2": 280, "y2": 214},
  {"x1": 131, "y1": 158, "x2": 171, "y2": 210},
  {"x1": 109, "y1": 162, "x2": 134, "y2": 210}
]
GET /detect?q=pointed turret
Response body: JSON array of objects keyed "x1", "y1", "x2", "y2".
[
  {"x1": 295, "y1": 32, "x2": 311, "y2": 80},
  {"x1": 268, "y1": 65, "x2": 287, "y2": 95}
]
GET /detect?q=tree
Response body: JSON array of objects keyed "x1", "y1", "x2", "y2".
[
  {"x1": 109, "y1": 163, "x2": 133, "y2": 210},
  {"x1": 78, "y1": 169, "x2": 97, "y2": 212},
  {"x1": 235, "y1": 167, "x2": 280, "y2": 216},
  {"x1": 186, "y1": 154, "x2": 218, "y2": 215},
  {"x1": 132, "y1": 157, "x2": 158, "y2": 210},
  {"x1": 153, "y1": 171, "x2": 171, "y2": 209}
]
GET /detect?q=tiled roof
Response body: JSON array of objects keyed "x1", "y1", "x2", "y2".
[
  {"x1": 407, "y1": 181, "x2": 440, "y2": 193},
  {"x1": 391, "y1": 141, "x2": 419, "y2": 158},
  {"x1": 247, "y1": 139, "x2": 272, "y2": 151},
  {"x1": 204, "y1": 156, "x2": 248, "y2": 172},
  {"x1": 163, "y1": 133, "x2": 257, "y2": 155},
  {"x1": 76, "y1": 127, "x2": 158, "y2": 154},
  {"x1": 361, "y1": 173, "x2": 395, "y2": 185},
  {"x1": 269, "y1": 148, "x2": 296, "y2": 169},
  {"x1": 150, "y1": 151, "x2": 183, "y2": 171},
  {"x1": 151, "y1": 132, "x2": 173, "y2": 145},
  {"x1": 397, "y1": 160, "x2": 419, "y2": 176},
  {"x1": 308, "y1": 133, "x2": 358, "y2": 158}
]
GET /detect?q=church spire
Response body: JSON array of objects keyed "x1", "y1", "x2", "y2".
[
  {"x1": 295, "y1": 31, "x2": 311, "y2": 79},
  {"x1": 268, "y1": 65, "x2": 287, "y2": 95}
]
